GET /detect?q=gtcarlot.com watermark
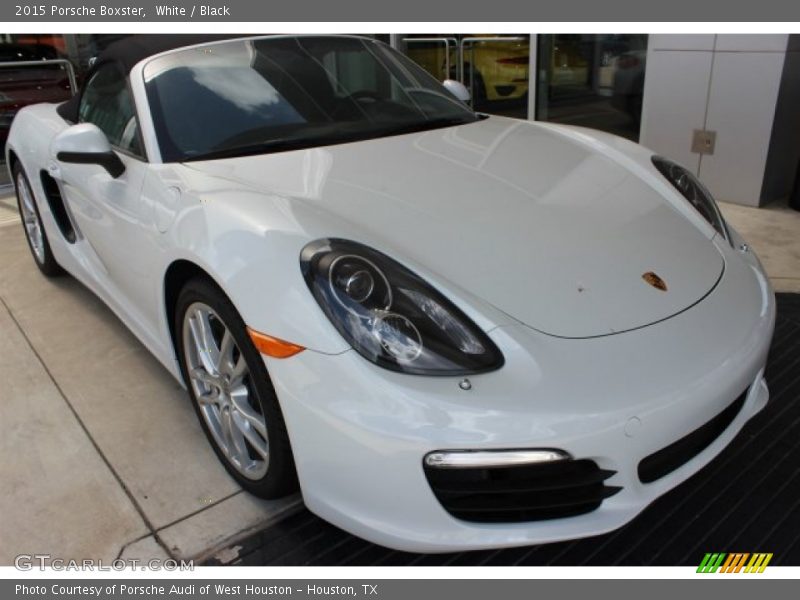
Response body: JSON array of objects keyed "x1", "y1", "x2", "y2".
[{"x1": 15, "y1": 554, "x2": 194, "y2": 571}]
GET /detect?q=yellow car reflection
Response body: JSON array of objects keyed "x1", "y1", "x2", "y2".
[{"x1": 407, "y1": 38, "x2": 529, "y2": 103}]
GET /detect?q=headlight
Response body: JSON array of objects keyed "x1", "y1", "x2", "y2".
[
  {"x1": 301, "y1": 239, "x2": 504, "y2": 376},
  {"x1": 652, "y1": 156, "x2": 730, "y2": 244}
]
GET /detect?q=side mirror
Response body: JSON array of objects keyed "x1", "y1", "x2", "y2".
[
  {"x1": 52, "y1": 123, "x2": 125, "y2": 178},
  {"x1": 443, "y1": 79, "x2": 471, "y2": 103}
]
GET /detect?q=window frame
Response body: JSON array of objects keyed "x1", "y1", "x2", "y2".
[{"x1": 78, "y1": 60, "x2": 148, "y2": 162}]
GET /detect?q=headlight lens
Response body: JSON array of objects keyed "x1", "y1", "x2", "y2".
[
  {"x1": 301, "y1": 239, "x2": 504, "y2": 375},
  {"x1": 652, "y1": 156, "x2": 730, "y2": 243}
]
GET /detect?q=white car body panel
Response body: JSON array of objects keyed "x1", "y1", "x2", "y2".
[{"x1": 5, "y1": 36, "x2": 776, "y2": 552}]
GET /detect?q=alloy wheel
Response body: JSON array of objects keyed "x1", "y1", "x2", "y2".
[
  {"x1": 182, "y1": 302, "x2": 269, "y2": 479},
  {"x1": 17, "y1": 173, "x2": 45, "y2": 264}
]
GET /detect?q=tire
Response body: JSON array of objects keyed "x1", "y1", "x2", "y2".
[
  {"x1": 13, "y1": 162, "x2": 63, "y2": 277},
  {"x1": 175, "y1": 277, "x2": 298, "y2": 498},
  {"x1": 464, "y1": 65, "x2": 487, "y2": 108},
  {"x1": 473, "y1": 70, "x2": 487, "y2": 105}
]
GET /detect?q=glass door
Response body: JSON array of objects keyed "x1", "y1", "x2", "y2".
[
  {"x1": 401, "y1": 36, "x2": 458, "y2": 82},
  {"x1": 535, "y1": 34, "x2": 648, "y2": 141}
]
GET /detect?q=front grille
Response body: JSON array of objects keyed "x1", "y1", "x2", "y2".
[
  {"x1": 638, "y1": 389, "x2": 748, "y2": 484},
  {"x1": 424, "y1": 458, "x2": 621, "y2": 523}
]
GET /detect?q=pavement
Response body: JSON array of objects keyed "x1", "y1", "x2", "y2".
[
  {"x1": 719, "y1": 199, "x2": 800, "y2": 293},
  {"x1": 0, "y1": 193, "x2": 798, "y2": 565}
]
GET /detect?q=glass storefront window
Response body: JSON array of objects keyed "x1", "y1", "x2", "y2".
[
  {"x1": 402, "y1": 34, "x2": 531, "y2": 119},
  {"x1": 536, "y1": 34, "x2": 648, "y2": 141}
]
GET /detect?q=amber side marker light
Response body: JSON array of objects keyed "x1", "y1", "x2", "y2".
[{"x1": 247, "y1": 327, "x2": 305, "y2": 358}]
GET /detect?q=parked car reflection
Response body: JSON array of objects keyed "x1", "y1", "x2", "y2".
[{"x1": 405, "y1": 35, "x2": 530, "y2": 118}]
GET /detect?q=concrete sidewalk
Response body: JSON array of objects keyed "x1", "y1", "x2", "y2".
[
  {"x1": 719, "y1": 199, "x2": 800, "y2": 293},
  {"x1": 0, "y1": 219, "x2": 300, "y2": 565}
]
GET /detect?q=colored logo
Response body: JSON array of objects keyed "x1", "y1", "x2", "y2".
[
  {"x1": 642, "y1": 271, "x2": 668, "y2": 291},
  {"x1": 697, "y1": 553, "x2": 773, "y2": 573}
]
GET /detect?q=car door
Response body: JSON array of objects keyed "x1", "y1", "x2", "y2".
[{"x1": 53, "y1": 62, "x2": 158, "y2": 333}]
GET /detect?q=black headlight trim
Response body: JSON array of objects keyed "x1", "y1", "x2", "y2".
[
  {"x1": 301, "y1": 238, "x2": 505, "y2": 376},
  {"x1": 651, "y1": 155, "x2": 731, "y2": 245}
]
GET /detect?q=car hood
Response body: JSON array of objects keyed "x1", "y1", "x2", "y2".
[{"x1": 185, "y1": 116, "x2": 724, "y2": 338}]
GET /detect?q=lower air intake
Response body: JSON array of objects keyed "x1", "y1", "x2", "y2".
[
  {"x1": 424, "y1": 458, "x2": 621, "y2": 523},
  {"x1": 638, "y1": 389, "x2": 748, "y2": 484}
]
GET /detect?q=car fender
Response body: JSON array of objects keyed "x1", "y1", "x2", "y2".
[
  {"x1": 156, "y1": 163, "x2": 520, "y2": 360},
  {"x1": 156, "y1": 167, "x2": 352, "y2": 357},
  {"x1": 6, "y1": 104, "x2": 73, "y2": 265}
]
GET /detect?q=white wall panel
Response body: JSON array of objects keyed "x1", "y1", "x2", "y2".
[
  {"x1": 714, "y1": 34, "x2": 789, "y2": 53},
  {"x1": 639, "y1": 34, "x2": 790, "y2": 207},
  {"x1": 639, "y1": 50, "x2": 712, "y2": 175},
  {"x1": 700, "y1": 52, "x2": 786, "y2": 206},
  {"x1": 647, "y1": 34, "x2": 716, "y2": 51}
]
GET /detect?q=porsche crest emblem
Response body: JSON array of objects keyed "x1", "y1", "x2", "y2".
[{"x1": 642, "y1": 271, "x2": 668, "y2": 291}]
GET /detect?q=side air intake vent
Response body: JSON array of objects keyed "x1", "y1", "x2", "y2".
[{"x1": 39, "y1": 170, "x2": 75, "y2": 243}]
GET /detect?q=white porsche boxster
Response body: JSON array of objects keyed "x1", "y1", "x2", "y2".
[{"x1": 6, "y1": 35, "x2": 775, "y2": 552}]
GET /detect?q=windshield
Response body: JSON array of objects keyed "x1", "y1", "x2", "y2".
[{"x1": 143, "y1": 36, "x2": 479, "y2": 162}]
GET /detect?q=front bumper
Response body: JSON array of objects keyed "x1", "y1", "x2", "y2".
[{"x1": 266, "y1": 241, "x2": 775, "y2": 552}]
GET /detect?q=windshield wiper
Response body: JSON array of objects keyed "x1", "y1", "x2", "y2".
[
  {"x1": 184, "y1": 117, "x2": 479, "y2": 162},
  {"x1": 374, "y1": 116, "x2": 477, "y2": 138},
  {"x1": 183, "y1": 135, "x2": 349, "y2": 162}
]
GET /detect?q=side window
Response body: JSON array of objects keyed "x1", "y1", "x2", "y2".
[{"x1": 79, "y1": 64, "x2": 144, "y2": 158}]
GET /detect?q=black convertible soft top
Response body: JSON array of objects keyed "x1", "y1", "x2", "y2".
[{"x1": 57, "y1": 34, "x2": 244, "y2": 122}]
